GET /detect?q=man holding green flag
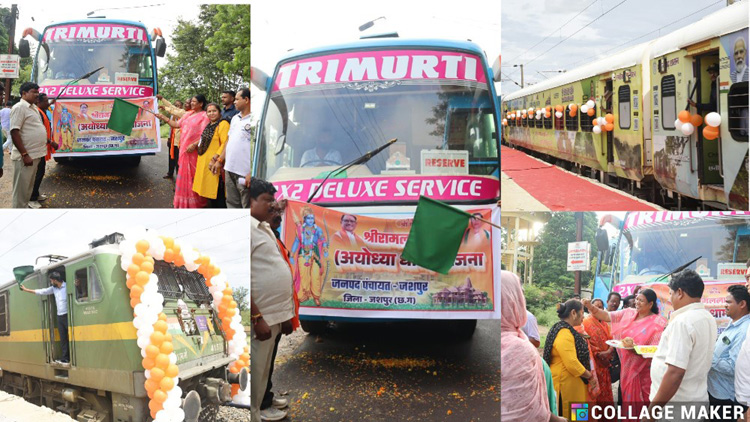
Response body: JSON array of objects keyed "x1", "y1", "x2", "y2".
[{"x1": 402, "y1": 196, "x2": 498, "y2": 275}]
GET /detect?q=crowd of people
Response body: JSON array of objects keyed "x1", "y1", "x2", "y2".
[
  {"x1": 502, "y1": 269, "x2": 750, "y2": 422},
  {"x1": 1, "y1": 82, "x2": 253, "y2": 209},
  {"x1": 250, "y1": 177, "x2": 300, "y2": 422},
  {"x1": 156, "y1": 87, "x2": 252, "y2": 209}
]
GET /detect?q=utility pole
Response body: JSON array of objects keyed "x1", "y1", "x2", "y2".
[
  {"x1": 513, "y1": 64, "x2": 524, "y2": 88},
  {"x1": 4, "y1": 4, "x2": 18, "y2": 106},
  {"x1": 574, "y1": 212, "x2": 583, "y2": 296}
]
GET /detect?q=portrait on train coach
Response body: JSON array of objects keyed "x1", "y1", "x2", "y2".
[{"x1": 722, "y1": 29, "x2": 749, "y2": 83}]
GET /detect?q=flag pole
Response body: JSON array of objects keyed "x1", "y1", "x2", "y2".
[{"x1": 472, "y1": 216, "x2": 501, "y2": 230}]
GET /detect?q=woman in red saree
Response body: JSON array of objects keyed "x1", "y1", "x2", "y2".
[
  {"x1": 158, "y1": 95, "x2": 210, "y2": 208},
  {"x1": 583, "y1": 289, "x2": 667, "y2": 419},
  {"x1": 582, "y1": 298, "x2": 615, "y2": 421}
]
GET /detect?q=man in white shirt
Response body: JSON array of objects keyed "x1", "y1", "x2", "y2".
[
  {"x1": 20, "y1": 271, "x2": 69, "y2": 364},
  {"x1": 219, "y1": 87, "x2": 253, "y2": 209},
  {"x1": 250, "y1": 177, "x2": 295, "y2": 422},
  {"x1": 10, "y1": 83, "x2": 47, "y2": 208},
  {"x1": 521, "y1": 309, "x2": 541, "y2": 348},
  {"x1": 299, "y1": 127, "x2": 342, "y2": 168},
  {"x1": 648, "y1": 269, "x2": 717, "y2": 422}
]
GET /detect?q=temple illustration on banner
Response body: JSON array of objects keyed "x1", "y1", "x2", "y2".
[{"x1": 431, "y1": 276, "x2": 488, "y2": 306}]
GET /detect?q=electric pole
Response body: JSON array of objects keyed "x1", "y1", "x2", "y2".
[{"x1": 574, "y1": 212, "x2": 583, "y2": 296}]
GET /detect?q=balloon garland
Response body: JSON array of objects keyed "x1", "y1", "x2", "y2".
[
  {"x1": 676, "y1": 110, "x2": 721, "y2": 140},
  {"x1": 118, "y1": 230, "x2": 251, "y2": 421}
]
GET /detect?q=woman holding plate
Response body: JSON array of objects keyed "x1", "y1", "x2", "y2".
[{"x1": 583, "y1": 289, "x2": 667, "y2": 418}]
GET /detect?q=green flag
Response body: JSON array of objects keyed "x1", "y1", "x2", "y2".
[
  {"x1": 107, "y1": 98, "x2": 140, "y2": 136},
  {"x1": 401, "y1": 196, "x2": 471, "y2": 274}
]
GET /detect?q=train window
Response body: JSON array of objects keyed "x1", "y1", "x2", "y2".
[
  {"x1": 154, "y1": 262, "x2": 184, "y2": 299},
  {"x1": 74, "y1": 267, "x2": 103, "y2": 303},
  {"x1": 580, "y1": 105, "x2": 595, "y2": 132},
  {"x1": 174, "y1": 267, "x2": 212, "y2": 303},
  {"x1": 728, "y1": 82, "x2": 748, "y2": 142},
  {"x1": 554, "y1": 110, "x2": 564, "y2": 130},
  {"x1": 618, "y1": 85, "x2": 631, "y2": 129},
  {"x1": 0, "y1": 291, "x2": 8, "y2": 336},
  {"x1": 565, "y1": 105, "x2": 578, "y2": 131},
  {"x1": 662, "y1": 76, "x2": 677, "y2": 130},
  {"x1": 521, "y1": 116, "x2": 527, "y2": 127},
  {"x1": 543, "y1": 113, "x2": 552, "y2": 129},
  {"x1": 535, "y1": 114, "x2": 543, "y2": 128}
]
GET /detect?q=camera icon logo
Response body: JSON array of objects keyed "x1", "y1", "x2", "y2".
[{"x1": 571, "y1": 403, "x2": 589, "y2": 421}]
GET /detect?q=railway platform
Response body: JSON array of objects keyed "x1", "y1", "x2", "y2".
[{"x1": 501, "y1": 146, "x2": 662, "y2": 211}]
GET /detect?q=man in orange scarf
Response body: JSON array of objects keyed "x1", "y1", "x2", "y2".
[{"x1": 29, "y1": 93, "x2": 58, "y2": 209}]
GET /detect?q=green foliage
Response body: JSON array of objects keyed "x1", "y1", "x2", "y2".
[
  {"x1": 158, "y1": 4, "x2": 249, "y2": 104},
  {"x1": 531, "y1": 212, "x2": 598, "y2": 294},
  {"x1": 533, "y1": 306, "x2": 560, "y2": 328},
  {"x1": 232, "y1": 286, "x2": 249, "y2": 312}
]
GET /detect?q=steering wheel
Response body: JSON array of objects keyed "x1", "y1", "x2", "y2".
[{"x1": 300, "y1": 159, "x2": 341, "y2": 168}]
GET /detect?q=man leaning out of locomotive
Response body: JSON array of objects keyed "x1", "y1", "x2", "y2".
[{"x1": 20, "y1": 271, "x2": 70, "y2": 364}]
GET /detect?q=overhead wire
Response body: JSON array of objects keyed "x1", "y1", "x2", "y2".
[{"x1": 0, "y1": 211, "x2": 68, "y2": 260}]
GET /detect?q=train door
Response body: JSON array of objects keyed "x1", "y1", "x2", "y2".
[
  {"x1": 693, "y1": 54, "x2": 723, "y2": 186},
  {"x1": 38, "y1": 269, "x2": 68, "y2": 365},
  {"x1": 67, "y1": 264, "x2": 105, "y2": 368},
  {"x1": 605, "y1": 80, "x2": 614, "y2": 164}
]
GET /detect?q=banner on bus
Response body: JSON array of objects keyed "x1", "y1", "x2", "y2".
[
  {"x1": 613, "y1": 280, "x2": 742, "y2": 333},
  {"x1": 282, "y1": 200, "x2": 500, "y2": 319},
  {"x1": 51, "y1": 97, "x2": 160, "y2": 157}
]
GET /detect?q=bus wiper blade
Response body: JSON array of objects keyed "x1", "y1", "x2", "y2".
[
  {"x1": 655, "y1": 256, "x2": 702, "y2": 282},
  {"x1": 54, "y1": 66, "x2": 104, "y2": 101},
  {"x1": 306, "y1": 138, "x2": 397, "y2": 203}
]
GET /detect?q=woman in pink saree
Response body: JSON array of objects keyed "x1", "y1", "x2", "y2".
[
  {"x1": 158, "y1": 95, "x2": 210, "y2": 208},
  {"x1": 501, "y1": 271, "x2": 566, "y2": 422},
  {"x1": 583, "y1": 288, "x2": 667, "y2": 418}
]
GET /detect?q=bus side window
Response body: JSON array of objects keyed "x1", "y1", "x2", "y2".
[
  {"x1": 619, "y1": 85, "x2": 631, "y2": 129},
  {"x1": 0, "y1": 291, "x2": 8, "y2": 336},
  {"x1": 661, "y1": 76, "x2": 677, "y2": 130}
]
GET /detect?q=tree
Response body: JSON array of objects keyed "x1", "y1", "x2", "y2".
[
  {"x1": 157, "y1": 4, "x2": 249, "y2": 104},
  {"x1": 232, "y1": 286, "x2": 249, "y2": 312},
  {"x1": 532, "y1": 212, "x2": 598, "y2": 294}
]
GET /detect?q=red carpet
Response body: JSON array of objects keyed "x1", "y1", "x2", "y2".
[{"x1": 502, "y1": 146, "x2": 659, "y2": 211}]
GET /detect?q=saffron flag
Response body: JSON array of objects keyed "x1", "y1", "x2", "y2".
[
  {"x1": 401, "y1": 196, "x2": 471, "y2": 274},
  {"x1": 107, "y1": 98, "x2": 140, "y2": 136}
]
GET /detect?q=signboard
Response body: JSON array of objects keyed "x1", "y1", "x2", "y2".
[
  {"x1": 43, "y1": 23, "x2": 148, "y2": 43},
  {"x1": 273, "y1": 49, "x2": 487, "y2": 92},
  {"x1": 421, "y1": 150, "x2": 469, "y2": 175},
  {"x1": 0, "y1": 55, "x2": 20, "y2": 78},
  {"x1": 51, "y1": 97, "x2": 160, "y2": 157},
  {"x1": 282, "y1": 200, "x2": 500, "y2": 319},
  {"x1": 567, "y1": 241, "x2": 590, "y2": 271},
  {"x1": 115, "y1": 72, "x2": 139, "y2": 86},
  {"x1": 39, "y1": 85, "x2": 154, "y2": 99},
  {"x1": 272, "y1": 175, "x2": 499, "y2": 204}
]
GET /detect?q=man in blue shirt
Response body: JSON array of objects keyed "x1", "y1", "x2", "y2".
[
  {"x1": 707, "y1": 284, "x2": 750, "y2": 418},
  {"x1": 21, "y1": 271, "x2": 69, "y2": 364},
  {"x1": 220, "y1": 90, "x2": 239, "y2": 122}
]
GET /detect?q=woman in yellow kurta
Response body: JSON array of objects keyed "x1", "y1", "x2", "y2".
[
  {"x1": 193, "y1": 103, "x2": 230, "y2": 206},
  {"x1": 543, "y1": 299, "x2": 595, "y2": 419}
]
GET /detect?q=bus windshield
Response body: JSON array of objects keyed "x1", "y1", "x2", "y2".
[
  {"x1": 614, "y1": 214, "x2": 750, "y2": 285},
  {"x1": 257, "y1": 49, "x2": 499, "y2": 182},
  {"x1": 34, "y1": 24, "x2": 153, "y2": 86}
]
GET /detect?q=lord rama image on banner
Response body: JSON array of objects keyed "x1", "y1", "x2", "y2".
[
  {"x1": 283, "y1": 201, "x2": 496, "y2": 313},
  {"x1": 290, "y1": 206, "x2": 330, "y2": 306}
]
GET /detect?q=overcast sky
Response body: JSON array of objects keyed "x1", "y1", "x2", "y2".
[
  {"x1": 250, "y1": 0, "x2": 502, "y2": 117},
  {"x1": 8, "y1": 1, "x2": 230, "y2": 69},
  {"x1": 501, "y1": 0, "x2": 729, "y2": 95},
  {"x1": 0, "y1": 209, "x2": 250, "y2": 290}
]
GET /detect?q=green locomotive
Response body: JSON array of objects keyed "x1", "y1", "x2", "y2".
[{"x1": 0, "y1": 233, "x2": 247, "y2": 421}]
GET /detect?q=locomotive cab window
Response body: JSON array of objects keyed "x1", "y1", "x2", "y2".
[
  {"x1": 0, "y1": 291, "x2": 8, "y2": 336},
  {"x1": 74, "y1": 267, "x2": 103, "y2": 303},
  {"x1": 728, "y1": 82, "x2": 748, "y2": 142},
  {"x1": 565, "y1": 105, "x2": 578, "y2": 131},
  {"x1": 618, "y1": 85, "x2": 631, "y2": 129},
  {"x1": 661, "y1": 76, "x2": 677, "y2": 130}
]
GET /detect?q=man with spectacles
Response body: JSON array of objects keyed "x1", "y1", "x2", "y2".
[{"x1": 332, "y1": 214, "x2": 366, "y2": 249}]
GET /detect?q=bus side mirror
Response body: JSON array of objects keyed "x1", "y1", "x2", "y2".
[
  {"x1": 596, "y1": 228, "x2": 610, "y2": 262},
  {"x1": 155, "y1": 38, "x2": 166, "y2": 58},
  {"x1": 19, "y1": 39, "x2": 30, "y2": 58}
]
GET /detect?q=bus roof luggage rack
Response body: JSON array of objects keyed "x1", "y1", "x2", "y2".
[{"x1": 90, "y1": 232, "x2": 125, "y2": 249}]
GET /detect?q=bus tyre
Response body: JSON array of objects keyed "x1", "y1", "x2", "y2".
[
  {"x1": 446, "y1": 319, "x2": 477, "y2": 341},
  {"x1": 123, "y1": 156, "x2": 141, "y2": 167},
  {"x1": 300, "y1": 319, "x2": 327, "y2": 335}
]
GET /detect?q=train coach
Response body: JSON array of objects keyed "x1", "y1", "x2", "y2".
[
  {"x1": 502, "y1": 1, "x2": 749, "y2": 210},
  {"x1": 0, "y1": 233, "x2": 248, "y2": 422}
]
